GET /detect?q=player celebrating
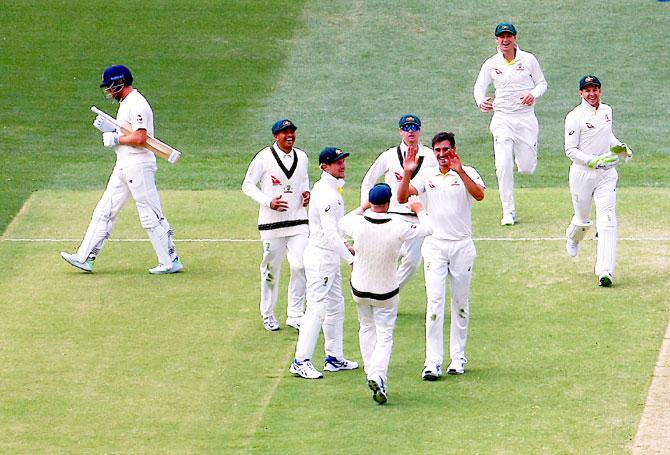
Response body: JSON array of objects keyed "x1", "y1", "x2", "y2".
[
  {"x1": 359, "y1": 114, "x2": 437, "y2": 288},
  {"x1": 289, "y1": 148, "x2": 358, "y2": 380},
  {"x1": 339, "y1": 185, "x2": 432, "y2": 404},
  {"x1": 398, "y1": 132, "x2": 485, "y2": 380},
  {"x1": 242, "y1": 119, "x2": 309, "y2": 331},
  {"x1": 61, "y1": 65, "x2": 182, "y2": 274},
  {"x1": 564, "y1": 75, "x2": 632, "y2": 287},
  {"x1": 474, "y1": 22, "x2": 548, "y2": 226}
]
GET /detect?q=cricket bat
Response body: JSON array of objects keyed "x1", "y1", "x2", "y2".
[{"x1": 91, "y1": 106, "x2": 182, "y2": 164}]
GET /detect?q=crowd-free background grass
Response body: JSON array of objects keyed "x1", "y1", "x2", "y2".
[{"x1": 1, "y1": 0, "x2": 669, "y2": 452}]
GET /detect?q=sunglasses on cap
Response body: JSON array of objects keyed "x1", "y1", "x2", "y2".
[{"x1": 400, "y1": 124, "x2": 420, "y2": 132}]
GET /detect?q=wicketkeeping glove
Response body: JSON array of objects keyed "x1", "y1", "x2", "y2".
[
  {"x1": 93, "y1": 115, "x2": 117, "y2": 133},
  {"x1": 610, "y1": 144, "x2": 633, "y2": 163},
  {"x1": 102, "y1": 132, "x2": 120, "y2": 147},
  {"x1": 588, "y1": 153, "x2": 620, "y2": 170}
]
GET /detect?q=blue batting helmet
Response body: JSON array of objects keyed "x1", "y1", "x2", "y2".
[{"x1": 100, "y1": 65, "x2": 133, "y2": 88}]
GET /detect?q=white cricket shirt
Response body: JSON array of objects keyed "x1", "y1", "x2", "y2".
[
  {"x1": 114, "y1": 89, "x2": 156, "y2": 166},
  {"x1": 241, "y1": 142, "x2": 310, "y2": 240},
  {"x1": 339, "y1": 209, "x2": 431, "y2": 307},
  {"x1": 565, "y1": 99, "x2": 621, "y2": 168},
  {"x1": 412, "y1": 166, "x2": 485, "y2": 241},
  {"x1": 307, "y1": 171, "x2": 353, "y2": 263},
  {"x1": 474, "y1": 46, "x2": 548, "y2": 115},
  {"x1": 360, "y1": 142, "x2": 437, "y2": 217}
]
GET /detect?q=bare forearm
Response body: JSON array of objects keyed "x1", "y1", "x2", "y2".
[{"x1": 457, "y1": 169, "x2": 484, "y2": 201}]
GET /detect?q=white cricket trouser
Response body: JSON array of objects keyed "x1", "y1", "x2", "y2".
[
  {"x1": 490, "y1": 112, "x2": 538, "y2": 217},
  {"x1": 397, "y1": 235, "x2": 424, "y2": 288},
  {"x1": 422, "y1": 236, "x2": 476, "y2": 366},
  {"x1": 356, "y1": 302, "x2": 398, "y2": 384},
  {"x1": 295, "y1": 245, "x2": 345, "y2": 361},
  {"x1": 75, "y1": 163, "x2": 176, "y2": 266},
  {"x1": 568, "y1": 165, "x2": 618, "y2": 277},
  {"x1": 259, "y1": 233, "x2": 307, "y2": 319}
]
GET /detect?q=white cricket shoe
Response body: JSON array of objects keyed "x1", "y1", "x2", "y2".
[
  {"x1": 598, "y1": 273, "x2": 613, "y2": 287},
  {"x1": 149, "y1": 257, "x2": 183, "y2": 275},
  {"x1": 60, "y1": 252, "x2": 93, "y2": 272},
  {"x1": 367, "y1": 377, "x2": 388, "y2": 405},
  {"x1": 285, "y1": 316, "x2": 302, "y2": 331},
  {"x1": 447, "y1": 357, "x2": 468, "y2": 375},
  {"x1": 289, "y1": 359, "x2": 323, "y2": 379},
  {"x1": 566, "y1": 239, "x2": 579, "y2": 257},
  {"x1": 500, "y1": 213, "x2": 516, "y2": 226},
  {"x1": 421, "y1": 363, "x2": 442, "y2": 381},
  {"x1": 323, "y1": 355, "x2": 359, "y2": 372},
  {"x1": 263, "y1": 315, "x2": 280, "y2": 331}
]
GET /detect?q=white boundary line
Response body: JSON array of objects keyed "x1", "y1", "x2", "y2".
[{"x1": 2, "y1": 237, "x2": 669, "y2": 243}]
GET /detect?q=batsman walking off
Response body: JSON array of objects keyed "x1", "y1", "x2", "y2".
[
  {"x1": 61, "y1": 65, "x2": 182, "y2": 274},
  {"x1": 242, "y1": 119, "x2": 309, "y2": 332},
  {"x1": 474, "y1": 22, "x2": 547, "y2": 226},
  {"x1": 564, "y1": 75, "x2": 633, "y2": 287}
]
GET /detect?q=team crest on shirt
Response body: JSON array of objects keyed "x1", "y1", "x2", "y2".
[
  {"x1": 586, "y1": 123, "x2": 594, "y2": 129},
  {"x1": 283, "y1": 184, "x2": 293, "y2": 194},
  {"x1": 605, "y1": 114, "x2": 611, "y2": 122},
  {"x1": 428, "y1": 180, "x2": 435, "y2": 189},
  {"x1": 271, "y1": 175, "x2": 281, "y2": 185},
  {"x1": 515, "y1": 63, "x2": 524, "y2": 71},
  {"x1": 494, "y1": 68, "x2": 502, "y2": 75},
  {"x1": 394, "y1": 172, "x2": 403, "y2": 181}
]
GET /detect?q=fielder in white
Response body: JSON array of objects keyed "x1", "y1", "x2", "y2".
[
  {"x1": 398, "y1": 131, "x2": 485, "y2": 380},
  {"x1": 360, "y1": 114, "x2": 437, "y2": 287},
  {"x1": 61, "y1": 65, "x2": 182, "y2": 275},
  {"x1": 242, "y1": 119, "x2": 309, "y2": 331},
  {"x1": 339, "y1": 184, "x2": 432, "y2": 404},
  {"x1": 289, "y1": 148, "x2": 359, "y2": 380},
  {"x1": 474, "y1": 22, "x2": 547, "y2": 226},
  {"x1": 564, "y1": 75, "x2": 633, "y2": 287}
]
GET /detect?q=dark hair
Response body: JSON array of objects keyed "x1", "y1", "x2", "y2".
[{"x1": 431, "y1": 131, "x2": 456, "y2": 149}]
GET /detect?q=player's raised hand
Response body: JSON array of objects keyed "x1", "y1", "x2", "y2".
[
  {"x1": 270, "y1": 195, "x2": 288, "y2": 211},
  {"x1": 407, "y1": 195, "x2": 424, "y2": 214},
  {"x1": 479, "y1": 97, "x2": 493, "y2": 112},
  {"x1": 93, "y1": 115, "x2": 117, "y2": 133},
  {"x1": 448, "y1": 149, "x2": 463, "y2": 173},
  {"x1": 403, "y1": 145, "x2": 419, "y2": 172}
]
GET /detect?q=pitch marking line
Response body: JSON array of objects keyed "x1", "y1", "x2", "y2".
[
  {"x1": 0, "y1": 193, "x2": 36, "y2": 241},
  {"x1": 633, "y1": 322, "x2": 670, "y2": 454},
  {"x1": 2, "y1": 237, "x2": 670, "y2": 243}
]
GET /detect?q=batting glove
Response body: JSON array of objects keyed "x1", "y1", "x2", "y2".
[
  {"x1": 611, "y1": 144, "x2": 633, "y2": 163},
  {"x1": 588, "y1": 153, "x2": 620, "y2": 170},
  {"x1": 93, "y1": 115, "x2": 117, "y2": 133},
  {"x1": 102, "y1": 132, "x2": 120, "y2": 148}
]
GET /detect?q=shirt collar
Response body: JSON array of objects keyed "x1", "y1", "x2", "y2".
[
  {"x1": 400, "y1": 141, "x2": 425, "y2": 156},
  {"x1": 580, "y1": 98, "x2": 600, "y2": 113},
  {"x1": 363, "y1": 209, "x2": 391, "y2": 219},
  {"x1": 320, "y1": 171, "x2": 345, "y2": 189},
  {"x1": 272, "y1": 141, "x2": 294, "y2": 157},
  {"x1": 496, "y1": 45, "x2": 520, "y2": 63}
]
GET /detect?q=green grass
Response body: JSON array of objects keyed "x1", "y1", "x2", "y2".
[
  {"x1": 1, "y1": 188, "x2": 668, "y2": 452},
  {"x1": 2, "y1": 0, "x2": 670, "y2": 451}
]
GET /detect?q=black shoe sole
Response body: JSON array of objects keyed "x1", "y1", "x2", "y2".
[{"x1": 367, "y1": 380, "x2": 387, "y2": 404}]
